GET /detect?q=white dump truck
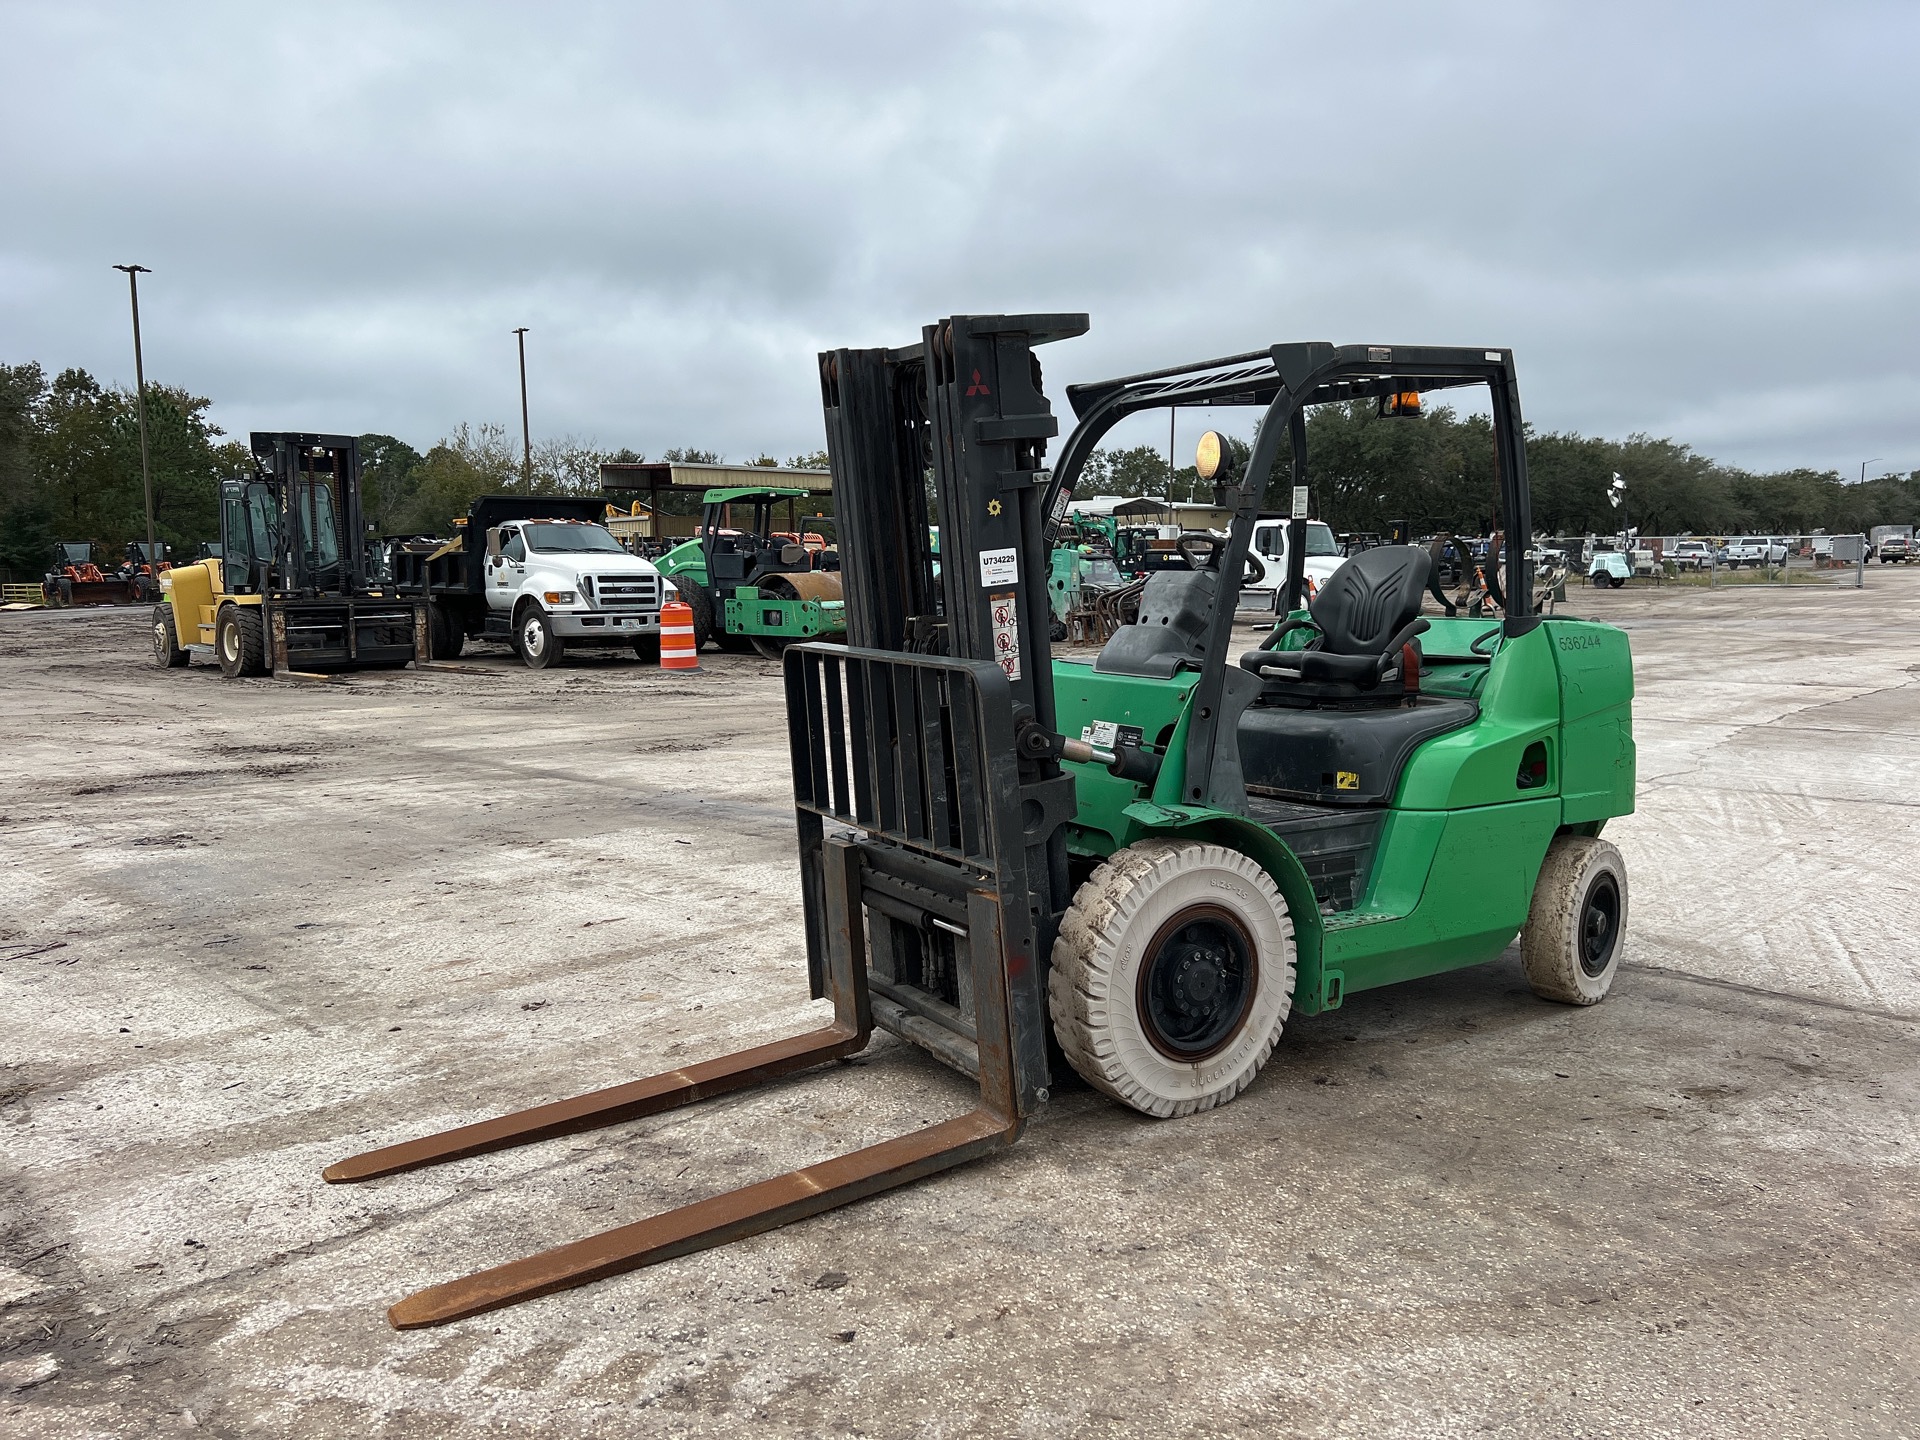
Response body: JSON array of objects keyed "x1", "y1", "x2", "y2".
[{"x1": 387, "y1": 496, "x2": 666, "y2": 668}]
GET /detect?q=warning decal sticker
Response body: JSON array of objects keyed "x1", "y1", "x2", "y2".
[{"x1": 990, "y1": 591, "x2": 1021, "y2": 681}]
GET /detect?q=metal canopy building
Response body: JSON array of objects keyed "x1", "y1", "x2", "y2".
[{"x1": 598, "y1": 460, "x2": 833, "y2": 540}]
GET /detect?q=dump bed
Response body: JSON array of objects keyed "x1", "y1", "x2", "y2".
[{"x1": 390, "y1": 496, "x2": 612, "y2": 595}]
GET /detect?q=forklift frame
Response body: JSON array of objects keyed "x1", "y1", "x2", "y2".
[
  {"x1": 216, "y1": 434, "x2": 427, "y2": 673},
  {"x1": 325, "y1": 320, "x2": 1631, "y2": 1327}
]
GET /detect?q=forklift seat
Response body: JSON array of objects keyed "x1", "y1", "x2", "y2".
[{"x1": 1241, "y1": 545, "x2": 1434, "y2": 695}]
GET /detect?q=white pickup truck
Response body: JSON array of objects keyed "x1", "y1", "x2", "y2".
[
  {"x1": 1723, "y1": 536, "x2": 1787, "y2": 568},
  {"x1": 389, "y1": 497, "x2": 667, "y2": 668}
]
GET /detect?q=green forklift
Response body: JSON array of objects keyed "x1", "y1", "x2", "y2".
[
  {"x1": 652, "y1": 486, "x2": 846, "y2": 658},
  {"x1": 326, "y1": 317, "x2": 1635, "y2": 1327}
]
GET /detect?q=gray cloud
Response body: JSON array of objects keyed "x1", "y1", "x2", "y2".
[{"x1": 2, "y1": 0, "x2": 1913, "y2": 475}]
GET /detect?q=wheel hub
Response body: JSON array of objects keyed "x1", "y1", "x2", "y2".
[
  {"x1": 1137, "y1": 905, "x2": 1257, "y2": 1062},
  {"x1": 1579, "y1": 873, "x2": 1620, "y2": 977}
]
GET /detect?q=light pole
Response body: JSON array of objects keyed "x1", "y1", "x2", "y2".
[
  {"x1": 1860, "y1": 458, "x2": 1881, "y2": 485},
  {"x1": 512, "y1": 327, "x2": 533, "y2": 487},
  {"x1": 1608, "y1": 471, "x2": 1628, "y2": 548},
  {"x1": 1166, "y1": 406, "x2": 1179, "y2": 503},
  {"x1": 112, "y1": 264, "x2": 162, "y2": 597}
]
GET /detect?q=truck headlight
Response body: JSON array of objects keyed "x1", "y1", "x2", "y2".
[{"x1": 543, "y1": 590, "x2": 576, "y2": 604}]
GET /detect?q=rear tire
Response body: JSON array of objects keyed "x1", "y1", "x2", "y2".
[
  {"x1": 151, "y1": 605, "x2": 188, "y2": 668},
  {"x1": 215, "y1": 605, "x2": 265, "y2": 678},
  {"x1": 678, "y1": 584, "x2": 717, "y2": 652},
  {"x1": 515, "y1": 605, "x2": 564, "y2": 669},
  {"x1": 429, "y1": 601, "x2": 465, "y2": 660},
  {"x1": 750, "y1": 636, "x2": 788, "y2": 661},
  {"x1": 1521, "y1": 836, "x2": 1628, "y2": 1005},
  {"x1": 1049, "y1": 839, "x2": 1297, "y2": 1118}
]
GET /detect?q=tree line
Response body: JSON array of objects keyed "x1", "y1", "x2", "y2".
[
  {"x1": 0, "y1": 361, "x2": 834, "y2": 578},
  {"x1": 4, "y1": 360, "x2": 1915, "y2": 579},
  {"x1": 1079, "y1": 402, "x2": 1919, "y2": 539}
]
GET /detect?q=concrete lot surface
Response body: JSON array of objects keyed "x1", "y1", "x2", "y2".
[{"x1": 2, "y1": 572, "x2": 1917, "y2": 1438}]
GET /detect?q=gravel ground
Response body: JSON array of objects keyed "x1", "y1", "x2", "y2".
[{"x1": 1, "y1": 570, "x2": 1916, "y2": 1439}]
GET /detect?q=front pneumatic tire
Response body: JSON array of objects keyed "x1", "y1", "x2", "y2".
[
  {"x1": 1521, "y1": 836, "x2": 1629, "y2": 1004},
  {"x1": 1049, "y1": 840, "x2": 1297, "y2": 1118},
  {"x1": 515, "y1": 604, "x2": 564, "y2": 669},
  {"x1": 215, "y1": 604, "x2": 266, "y2": 678}
]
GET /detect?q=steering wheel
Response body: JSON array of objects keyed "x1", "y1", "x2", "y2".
[{"x1": 1178, "y1": 533, "x2": 1269, "y2": 588}]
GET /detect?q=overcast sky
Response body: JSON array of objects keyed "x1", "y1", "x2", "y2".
[{"x1": 2, "y1": 1, "x2": 1914, "y2": 477}]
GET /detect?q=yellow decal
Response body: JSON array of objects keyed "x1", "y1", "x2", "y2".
[{"x1": 1336, "y1": 770, "x2": 1360, "y2": 790}]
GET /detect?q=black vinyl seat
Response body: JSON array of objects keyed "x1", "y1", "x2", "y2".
[{"x1": 1241, "y1": 544, "x2": 1434, "y2": 696}]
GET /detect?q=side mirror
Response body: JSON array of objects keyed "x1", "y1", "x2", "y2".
[{"x1": 486, "y1": 529, "x2": 503, "y2": 559}]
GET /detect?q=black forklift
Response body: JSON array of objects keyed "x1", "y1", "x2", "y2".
[{"x1": 153, "y1": 433, "x2": 427, "y2": 676}]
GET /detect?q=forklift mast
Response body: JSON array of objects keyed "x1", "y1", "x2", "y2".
[
  {"x1": 243, "y1": 432, "x2": 368, "y2": 597},
  {"x1": 818, "y1": 311, "x2": 1089, "y2": 899}
]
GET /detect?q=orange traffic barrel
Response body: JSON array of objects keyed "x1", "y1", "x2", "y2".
[{"x1": 660, "y1": 598, "x2": 698, "y2": 669}]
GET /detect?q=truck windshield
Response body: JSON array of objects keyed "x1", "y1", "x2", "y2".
[{"x1": 525, "y1": 524, "x2": 625, "y2": 555}]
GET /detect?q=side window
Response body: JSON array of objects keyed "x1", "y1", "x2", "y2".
[
  {"x1": 1254, "y1": 525, "x2": 1278, "y2": 554},
  {"x1": 222, "y1": 492, "x2": 250, "y2": 588},
  {"x1": 246, "y1": 485, "x2": 275, "y2": 561},
  {"x1": 501, "y1": 530, "x2": 526, "y2": 563}
]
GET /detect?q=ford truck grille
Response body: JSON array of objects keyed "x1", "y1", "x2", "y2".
[{"x1": 592, "y1": 574, "x2": 661, "y2": 609}]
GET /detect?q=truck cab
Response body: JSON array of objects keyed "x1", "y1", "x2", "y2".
[{"x1": 1240, "y1": 518, "x2": 1344, "y2": 608}]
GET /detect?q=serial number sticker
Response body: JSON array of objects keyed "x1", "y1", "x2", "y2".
[
  {"x1": 1082, "y1": 720, "x2": 1119, "y2": 747},
  {"x1": 979, "y1": 547, "x2": 1019, "y2": 587}
]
